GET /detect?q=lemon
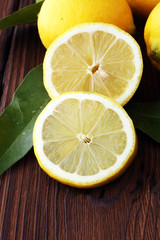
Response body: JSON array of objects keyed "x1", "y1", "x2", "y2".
[
  {"x1": 126, "y1": 0, "x2": 160, "y2": 17},
  {"x1": 38, "y1": 0, "x2": 135, "y2": 48},
  {"x1": 33, "y1": 92, "x2": 137, "y2": 188},
  {"x1": 144, "y1": 2, "x2": 160, "y2": 71},
  {"x1": 43, "y1": 23, "x2": 143, "y2": 106}
]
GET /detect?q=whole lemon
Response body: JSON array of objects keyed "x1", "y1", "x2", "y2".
[
  {"x1": 126, "y1": 0, "x2": 160, "y2": 17},
  {"x1": 144, "y1": 2, "x2": 160, "y2": 71},
  {"x1": 38, "y1": 0, "x2": 135, "y2": 48}
]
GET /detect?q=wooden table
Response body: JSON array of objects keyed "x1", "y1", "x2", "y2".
[{"x1": 0, "y1": 1, "x2": 160, "y2": 239}]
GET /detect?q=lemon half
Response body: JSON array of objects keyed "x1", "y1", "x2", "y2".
[
  {"x1": 43, "y1": 23, "x2": 143, "y2": 106},
  {"x1": 33, "y1": 92, "x2": 137, "y2": 188}
]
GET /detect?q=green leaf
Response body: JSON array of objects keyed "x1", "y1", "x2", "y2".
[
  {"x1": 0, "y1": 2, "x2": 43, "y2": 30},
  {"x1": 36, "y1": 0, "x2": 43, "y2": 2},
  {"x1": 0, "y1": 64, "x2": 50, "y2": 175},
  {"x1": 125, "y1": 101, "x2": 160, "y2": 143}
]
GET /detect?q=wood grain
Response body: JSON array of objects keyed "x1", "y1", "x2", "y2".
[{"x1": 0, "y1": 1, "x2": 160, "y2": 240}]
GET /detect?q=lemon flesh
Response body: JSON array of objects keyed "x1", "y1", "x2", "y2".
[
  {"x1": 33, "y1": 92, "x2": 137, "y2": 188},
  {"x1": 44, "y1": 23, "x2": 143, "y2": 106}
]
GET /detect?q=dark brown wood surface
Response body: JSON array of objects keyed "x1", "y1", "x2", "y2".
[{"x1": 0, "y1": 1, "x2": 160, "y2": 240}]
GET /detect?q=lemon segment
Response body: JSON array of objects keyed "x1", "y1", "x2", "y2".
[
  {"x1": 33, "y1": 92, "x2": 137, "y2": 188},
  {"x1": 44, "y1": 23, "x2": 143, "y2": 106}
]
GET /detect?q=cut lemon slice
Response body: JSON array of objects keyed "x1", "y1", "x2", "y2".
[
  {"x1": 43, "y1": 23, "x2": 143, "y2": 106},
  {"x1": 33, "y1": 92, "x2": 137, "y2": 188}
]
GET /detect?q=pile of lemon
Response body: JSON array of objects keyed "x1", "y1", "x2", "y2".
[{"x1": 33, "y1": 0, "x2": 159, "y2": 188}]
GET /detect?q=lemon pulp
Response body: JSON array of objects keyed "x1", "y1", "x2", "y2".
[{"x1": 42, "y1": 98, "x2": 127, "y2": 175}]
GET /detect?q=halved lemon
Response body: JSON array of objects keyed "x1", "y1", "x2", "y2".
[
  {"x1": 43, "y1": 23, "x2": 143, "y2": 106},
  {"x1": 33, "y1": 92, "x2": 137, "y2": 188}
]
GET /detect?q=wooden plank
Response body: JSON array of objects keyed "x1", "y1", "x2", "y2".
[
  {"x1": 0, "y1": 0, "x2": 19, "y2": 109},
  {"x1": 0, "y1": 2, "x2": 160, "y2": 240},
  {"x1": 0, "y1": 1, "x2": 46, "y2": 239}
]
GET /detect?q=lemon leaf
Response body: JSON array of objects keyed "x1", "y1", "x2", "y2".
[
  {"x1": 0, "y1": 65, "x2": 50, "y2": 175},
  {"x1": 125, "y1": 102, "x2": 160, "y2": 143},
  {"x1": 0, "y1": 2, "x2": 43, "y2": 30}
]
